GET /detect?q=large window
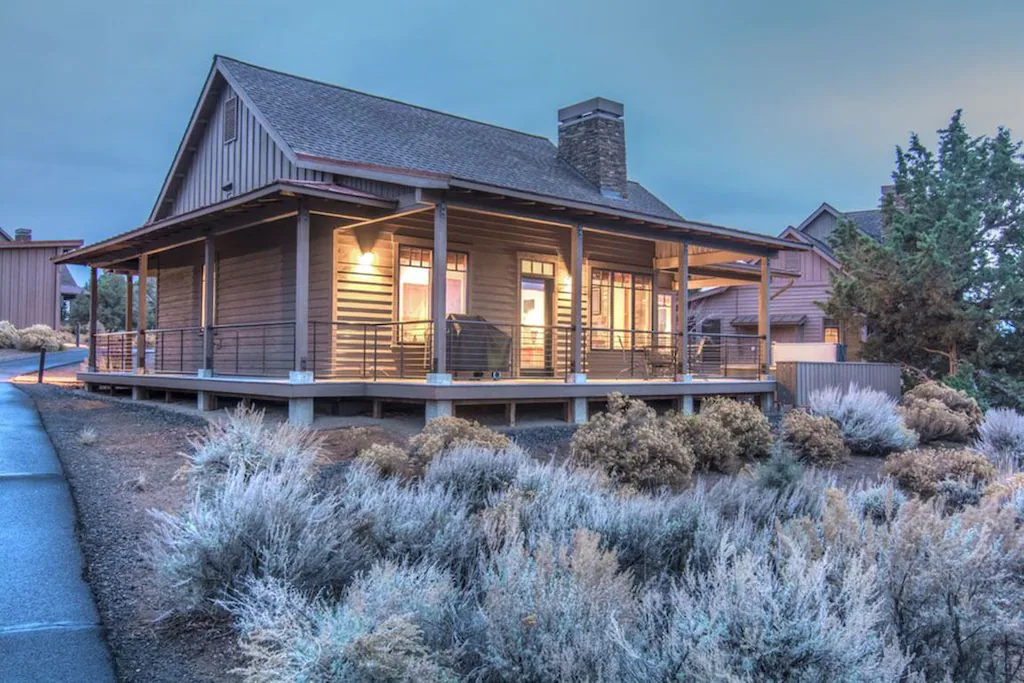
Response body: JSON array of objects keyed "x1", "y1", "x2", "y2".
[
  {"x1": 589, "y1": 269, "x2": 652, "y2": 350},
  {"x1": 397, "y1": 246, "x2": 467, "y2": 342},
  {"x1": 656, "y1": 292, "x2": 674, "y2": 347}
]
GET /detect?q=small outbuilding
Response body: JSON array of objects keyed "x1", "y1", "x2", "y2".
[{"x1": 0, "y1": 228, "x2": 83, "y2": 329}]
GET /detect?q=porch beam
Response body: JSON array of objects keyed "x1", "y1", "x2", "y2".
[
  {"x1": 688, "y1": 277, "x2": 759, "y2": 289},
  {"x1": 570, "y1": 223, "x2": 584, "y2": 376},
  {"x1": 295, "y1": 198, "x2": 310, "y2": 373},
  {"x1": 202, "y1": 236, "x2": 215, "y2": 371},
  {"x1": 136, "y1": 254, "x2": 148, "y2": 373},
  {"x1": 125, "y1": 272, "x2": 134, "y2": 332},
  {"x1": 431, "y1": 200, "x2": 448, "y2": 375},
  {"x1": 655, "y1": 250, "x2": 755, "y2": 269},
  {"x1": 678, "y1": 245, "x2": 690, "y2": 378},
  {"x1": 759, "y1": 256, "x2": 772, "y2": 377},
  {"x1": 87, "y1": 267, "x2": 98, "y2": 371}
]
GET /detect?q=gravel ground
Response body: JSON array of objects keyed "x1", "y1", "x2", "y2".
[{"x1": 18, "y1": 384, "x2": 244, "y2": 683}]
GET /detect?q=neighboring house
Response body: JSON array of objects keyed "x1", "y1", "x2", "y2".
[
  {"x1": 57, "y1": 55, "x2": 807, "y2": 424},
  {"x1": 0, "y1": 228, "x2": 83, "y2": 329},
  {"x1": 691, "y1": 192, "x2": 888, "y2": 360}
]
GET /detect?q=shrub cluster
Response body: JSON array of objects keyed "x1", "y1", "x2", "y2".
[
  {"x1": 977, "y1": 407, "x2": 1024, "y2": 469},
  {"x1": 905, "y1": 381, "x2": 984, "y2": 430},
  {"x1": 407, "y1": 416, "x2": 511, "y2": 468},
  {"x1": 901, "y1": 382, "x2": 982, "y2": 444},
  {"x1": 0, "y1": 321, "x2": 18, "y2": 349},
  {"x1": 780, "y1": 409, "x2": 849, "y2": 464},
  {"x1": 809, "y1": 384, "x2": 918, "y2": 455},
  {"x1": 882, "y1": 447, "x2": 998, "y2": 497},
  {"x1": 699, "y1": 396, "x2": 773, "y2": 460},
  {"x1": 663, "y1": 412, "x2": 741, "y2": 473},
  {"x1": 571, "y1": 393, "x2": 694, "y2": 489},
  {"x1": 151, "y1": 405, "x2": 1024, "y2": 682},
  {"x1": 14, "y1": 324, "x2": 63, "y2": 352}
]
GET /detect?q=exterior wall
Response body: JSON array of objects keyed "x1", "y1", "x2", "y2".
[
  {"x1": 692, "y1": 246, "x2": 836, "y2": 344},
  {"x1": 169, "y1": 84, "x2": 330, "y2": 217},
  {"x1": 776, "y1": 361, "x2": 900, "y2": 407},
  {"x1": 801, "y1": 211, "x2": 839, "y2": 243},
  {"x1": 0, "y1": 245, "x2": 70, "y2": 328}
]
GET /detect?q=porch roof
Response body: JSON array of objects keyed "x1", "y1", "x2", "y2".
[{"x1": 732, "y1": 314, "x2": 808, "y2": 326}]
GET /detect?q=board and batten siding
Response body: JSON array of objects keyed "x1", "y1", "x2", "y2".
[
  {"x1": 169, "y1": 84, "x2": 330, "y2": 217},
  {"x1": 0, "y1": 245, "x2": 67, "y2": 329}
]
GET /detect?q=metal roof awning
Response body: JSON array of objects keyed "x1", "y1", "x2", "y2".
[{"x1": 732, "y1": 314, "x2": 807, "y2": 327}]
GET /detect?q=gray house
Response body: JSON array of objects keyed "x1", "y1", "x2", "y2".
[{"x1": 57, "y1": 56, "x2": 806, "y2": 424}]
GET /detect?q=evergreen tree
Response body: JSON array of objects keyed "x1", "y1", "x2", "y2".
[{"x1": 68, "y1": 271, "x2": 156, "y2": 331}]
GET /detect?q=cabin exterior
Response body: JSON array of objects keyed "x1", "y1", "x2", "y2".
[
  {"x1": 691, "y1": 199, "x2": 886, "y2": 362},
  {"x1": 57, "y1": 56, "x2": 807, "y2": 424},
  {"x1": 0, "y1": 228, "x2": 83, "y2": 329}
]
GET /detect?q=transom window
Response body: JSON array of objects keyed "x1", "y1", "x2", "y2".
[
  {"x1": 397, "y1": 245, "x2": 468, "y2": 342},
  {"x1": 589, "y1": 269, "x2": 652, "y2": 350},
  {"x1": 521, "y1": 259, "x2": 555, "y2": 278}
]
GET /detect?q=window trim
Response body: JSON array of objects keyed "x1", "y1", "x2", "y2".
[
  {"x1": 394, "y1": 244, "x2": 470, "y2": 343},
  {"x1": 223, "y1": 94, "x2": 238, "y2": 145},
  {"x1": 588, "y1": 267, "x2": 653, "y2": 351}
]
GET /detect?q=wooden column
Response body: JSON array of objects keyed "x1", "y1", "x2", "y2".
[
  {"x1": 295, "y1": 198, "x2": 310, "y2": 373},
  {"x1": 87, "y1": 267, "x2": 98, "y2": 371},
  {"x1": 570, "y1": 223, "x2": 584, "y2": 376},
  {"x1": 677, "y1": 243, "x2": 690, "y2": 377},
  {"x1": 202, "y1": 236, "x2": 216, "y2": 370},
  {"x1": 431, "y1": 200, "x2": 448, "y2": 375},
  {"x1": 136, "y1": 254, "x2": 148, "y2": 373},
  {"x1": 125, "y1": 273, "x2": 134, "y2": 332},
  {"x1": 758, "y1": 256, "x2": 772, "y2": 376}
]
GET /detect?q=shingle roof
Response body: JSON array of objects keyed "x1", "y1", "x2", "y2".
[
  {"x1": 844, "y1": 209, "x2": 884, "y2": 241},
  {"x1": 59, "y1": 266, "x2": 82, "y2": 296},
  {"x1": 218, "y1": 57, "x2": 681, "y2": 221}
]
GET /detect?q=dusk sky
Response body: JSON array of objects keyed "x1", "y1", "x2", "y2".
[{"x1": 2, "y1": 0, "x2": 1023, "y2": 281}]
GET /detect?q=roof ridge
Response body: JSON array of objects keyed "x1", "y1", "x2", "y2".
[{"x1": 215, "y1": 55, "x2": 552, "y2": 142}]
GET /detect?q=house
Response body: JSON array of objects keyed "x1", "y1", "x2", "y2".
[
  {"x1": 55, "y1": 55, "x2": 807, "y2": 424},
  {"x1": 690, "y1": 192, "x2": 888, "y2": 361},
  {"x1": 0, "y1": 228, "x2": 83, "y2": 329}
]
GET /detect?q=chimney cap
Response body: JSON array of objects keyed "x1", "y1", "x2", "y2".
[
  {"x1": 558, "y1": 97, "x2": 624, "y2": 125},
  {"x1": 14, "y1": 228, "x2": 31, "y2": 242}
]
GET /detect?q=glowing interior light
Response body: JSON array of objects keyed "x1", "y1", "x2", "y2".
[{"x1": 358, "y1": 251, "x2": 375, "y2": 266}]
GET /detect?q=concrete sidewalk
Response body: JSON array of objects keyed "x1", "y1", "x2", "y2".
[
  {"x1": 0, "y1": 383, "x2": 116, "y2": 682},
  {"x1": 0, "y1": 348, "x2": 87, "y2": 381}
]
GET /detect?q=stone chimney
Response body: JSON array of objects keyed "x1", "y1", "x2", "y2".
[
  {"x1": 557, "y1": 97, "x2": 627, "y2": 199},
  {"x1": 880, "y1": 184, "x2": 904, "y2": 210},
  {"x1": 14, "y1": 228, "x2": 31, "y2": 242}
]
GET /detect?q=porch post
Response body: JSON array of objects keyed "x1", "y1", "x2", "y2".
[
  {"x1": 87, "y1": 267, "x2": 98, "y2": 371},
  {"x1": 294, "y1": 198, "x2": 310, "y2": 376},
  {"x1": 125, "y1": 272, "x2": 134, "y2": 332},
  {"x1": 758, "y1": 256, "x2": 772, "y2": 377},
  {"x1": 429, "y1": 199, "x2": 449, "y2": 382},
  {"x1": 569, "y1": 223, "x2": 585, "y2": 382},
  {"x1": 677, "y1": 243, "x2": 690, "y2": 380},
  {"x1": 136, "y1": 254, "x2": 148, "y2": 374},
  {"x1": 202, "y1": 235, "x2": 215, "y2": 374}
]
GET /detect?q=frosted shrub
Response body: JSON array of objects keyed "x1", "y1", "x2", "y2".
[
  {"x1": 781, "y1": 409, "x2": 849, "y2": 464},
  {"x1": 882, "y1": 447, "x2": 997, "y2": 497},
  {"x1": 16, "y1": 324, "x2": 62, "y2": 351},
  {"x1": 571, "y1": 393, "x2": 694, "y2": 490},
  {"x1": 851, "y1": 482, "x2": 906, "y2": 524},
  {"x1": 476, "y1": 528, "x2": 636, "y2": 681},
  {"x1": 934, "y1": 478, "x2": 983, "y2": 512},
  {"x1": 423, "y1": 444, "x2": 530, "y2": 510},
  {"x1": 904, "y1": 381, "x2": 983, "y2": 431},
  {"x1": 809, "y1": 384, "x2": 918, "y2": 455},
  {"x1": 977, "y1": 407, "x2": 1024, "y2": 469},
  {"x1": 227, "y1": 562, "x2": 461, "y2": 682},
  {"x1": 700, "y1": 396, "x2": 773, "y2": 460},
  {"x1": 616, "y1": 541, "x2": 910, "y2": 682},
  {"x1": 0, "y1": 321, "x2": 18, "y2": 349},
  {"x1": 901, "y1": 398, "x2": 974, "y2": 444},
  {"x1": 407, "y1": 416, "x2": 510, "y2": 468},
  {"x1": 755, "y1": 446, "x2": 805, "y2": 492},
  {"x1": 664, "y1": 412, "x2": 741, "y2": 473},
  {"x1": 183, "y1": 404, "x2": 322, "y2": 495},
  {"x1": 150, "y1": 456, "x2": 364, "y2": 614},
  {"x1": 356, "y1": 442, "x2": 417, "y2": 478}
]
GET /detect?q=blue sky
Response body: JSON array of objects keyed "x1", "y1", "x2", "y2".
[{"x1": 2, "y1": 0, "x2": 1023, "y2": 278}]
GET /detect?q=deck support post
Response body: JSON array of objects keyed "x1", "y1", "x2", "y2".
[
  {"x1": 288, "y1": 397, "x2": 315, "y2": 426},
  {"x1": 676, "y1": 243, "x2": 691, "y2": 380},
  {"x1": 196, "y1": 391, "x2": 216, "y2": 412},
  {"x1": 758, "y1": 256, "x2": 772, "y2": 378},
  {"x1": 425, "y1": 399, "x2": 453, "y2": 421},
  {"x1": 570, "y1": 397, "x2": 588, "y2": 425},
  {"x1": 132, "y1": 386, "x2": 148, "y2": 401},
  {"x1": 202, "y1": 235, "x2": 216, "y2": 372},
  {"x1": 136, "y1": 254, "x2": 148, "y2": 374},
  {"x1": 680, "y1": 395, "x2": 695, "y2": 415},
  {"x1": 125, "y1": 272, "x2": 134, "y2": 333},
  {"x1": 295, "y1": 198, "x2": 310, "y2": 374},
  {"x1": 568, "y1": 223, "x2": 585, "y2": 382},
  {"x1": 87, "y1": 267, "x2": 98, "y2": 371},
  {"x1": 760, "y1": 391, "x2": 774, "y2": 414},
  {"x1": 428, "y1": 200, "x2": 450, "y2": 383}
]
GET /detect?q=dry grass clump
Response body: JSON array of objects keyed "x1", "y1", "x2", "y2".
[
  {"x1": 16, "y1": 324, "x2": 62, "y2": 352},
  {"x1": 809, "y1": 384, "x2": 918, "y2": 455},
  {"x1": 700, "y1": 396, "x2": 773, "y2": 460},
  {"x1": 0, "y1": 321, "x2": 19, "y2": 349},
  {"x1": 77, "y1": 427, "x2": 98, "y2": 446},
  {"x1": 904, "y1": 381, "x2": 983, "y2": 430},
  {"x1": 664, "y1": 412, "x2": 741, "y2": 473},
  {"x1": 571, "y1": 393, "x2": 694, "y2": 490},
  {"x1": 356, "y1": 442, "x2": 417, "y2": 478},
  {"x1": 781, "y1": 410, "x2": 849, "y2": 464},
  {"x1": 407, "y1": 416, "x2": 510, "y2": 468},
  {"x1": 882, "y1": 447, "x2": 997, "y2": 497}
]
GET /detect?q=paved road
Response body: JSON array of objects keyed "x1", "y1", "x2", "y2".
[
  {"x1": 0, "y1": 348, "x2": 87, "y2": 381},
  {"x1": 0, "y1": 357, "x2": 116, "y2": 681}
]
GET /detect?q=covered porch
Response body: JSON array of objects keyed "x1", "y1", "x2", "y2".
[{"x1": 59, "y1": 181, "x2": 805, "y2": 424}]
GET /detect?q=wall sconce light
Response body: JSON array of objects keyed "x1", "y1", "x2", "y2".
[
  {"x1": 359, "y1": 251, "x2": 375, "y2": 266},
  {"x1": 563, "y1": 274, "x2": 573, "y2": 289}
]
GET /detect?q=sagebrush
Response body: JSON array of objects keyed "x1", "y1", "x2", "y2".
[
  {"x1": 700, "y1": 397, "x2": 773, "y2": 460},
  {"x1": 16, "y1": 324, "x2": 62, "y2": 352},
  {"x1": 0, "y1": 321, "x2": 18, "y2": 349},
  {"x1": 809, "y1": 384, "x2": 918, "y2": 455},
  {"x1": 664, "y1": 412, "x2": 741, "y2": 473},
  {"x1": 781, "y1": 409, "x2": 849, "y2": 464},
  {"x1": 882, "y1": 447, "x2": 998, "y2": 497},
  {"x1": 407, "y1": 416, "x2": 510, "y2": 467},
  {"x1": 977, "y1": 407, "x2": 1024, "y2": 469}
]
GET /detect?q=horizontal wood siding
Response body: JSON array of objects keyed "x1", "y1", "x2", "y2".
[
  {"x1": 0, "y1": 246, "x2": 66, "y2": 329},
  {"x1": 170, "y1": 84, "x2": 330, "y2": 217},
  {"x1": 153, "y1": 243, "x2": 203, "y2": 372}
]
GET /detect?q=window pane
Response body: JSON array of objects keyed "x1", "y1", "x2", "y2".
[
  {"x1": 590, "y1": 271, "x2": 610, "y2": 350},
  {"x1": 612, "y1": 281, "x2": 632, "y2": 349},
  {"x1": 657, "y1": 293, "x2": 673, "y2": 347},
  {"x1": 446, "y1": 270, "x2": 467, "y2": 315},
  {"x1": 634, "y1": 284, "x2": 651, "y2": 348},
  {"x1": 398, "y1": 264, "x2": 430, "y2": 342}
]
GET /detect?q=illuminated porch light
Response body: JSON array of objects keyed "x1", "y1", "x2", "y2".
[{"x1": 359, "y1": 251, "x2": 375, "y2": 266}]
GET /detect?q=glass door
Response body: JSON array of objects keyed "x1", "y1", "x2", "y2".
[{"x1": 520, "y1": 276, "x2": 552, "y2": 373}]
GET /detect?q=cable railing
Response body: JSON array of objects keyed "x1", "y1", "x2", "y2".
[
  {"x1": 94, "y1": 331, "x2": 136, "y2": 372},
  {"x1": 310, "y1": 320, "x2": 433, "y2": 380},
  {"x1": 210, "y1": 321, "x2": 297, "y2": 378},
  {"x1": 151, "y1": 326, "x2": 204, "y2": 375},
  {"x1": 445, "y1": 318, "x2": 573, "y2": 381},
  {"x1": 583, "y1": 328, "x2": 765, "y2": 380}
]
